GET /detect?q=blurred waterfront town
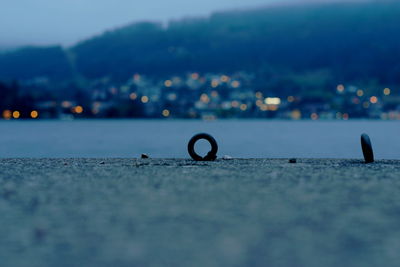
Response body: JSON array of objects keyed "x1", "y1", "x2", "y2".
[{"x1": 1, "y1": 71, "x2": 400, "y2": 120}]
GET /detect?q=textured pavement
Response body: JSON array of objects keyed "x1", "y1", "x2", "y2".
[{"x1": 1, "y1": 158, "x2": 400, "y2": 267}]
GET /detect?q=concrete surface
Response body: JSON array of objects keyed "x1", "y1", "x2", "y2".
[{"x1": 1, "y1": 158, "x2": 400, "y2": 267}]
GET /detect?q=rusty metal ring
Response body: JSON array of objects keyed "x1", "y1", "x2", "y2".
[{"x1": 188, "y1": 133, "x2": 218, "y2": 161}]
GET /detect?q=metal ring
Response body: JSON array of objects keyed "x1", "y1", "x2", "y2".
[
  {"x1": 188, "y1": 133, "x2": 218, "y2": 161},
  {"x1": 361, "y1": 133, "x2": 374, "y2": 163}
]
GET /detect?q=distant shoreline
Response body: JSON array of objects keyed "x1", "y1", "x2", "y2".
[{"x1": 0, "y1": 118, "x2": 394, "y2": 122}]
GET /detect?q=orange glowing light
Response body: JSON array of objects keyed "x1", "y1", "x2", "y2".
[
  {"x1": 200, "y1": 94, "x2": 210, "y2": 104},
  {"x1": 260, "y1": 105, "x2": 268, "y2": 111},
  {"x1": 164, "y1": 80, "x2": 172, "y2": 87},
  {"x1": 61, "y1": 101, "x2": 72, "y2": 108},
  {"x1": 268, "y1": 105, "x2": 278, "y2": 111},
  {"x1": 221, "y1": 75, "x2": 229, "y2": 82},
  {"x1": 30, "y1": 110, "x2": 39, "y2": 119},
  {"x1": 2, "y1": 110, "x2": 12, "y2": 120},
  {"x1": 74, "y1": 106, "x2": 83, "y2": 114},
  {"x1": 211, "y1": 80, "x2": 219, "y2": 88},
  {"x1": 12, "y1": 111, "x2": 20, "y2": 119},
  {"x1": 231, "y1": 101, "x2": 240, "y2": 108},
  {"x1": 231, "y1": 81, "x2": 240, "y2": 88},
  {"x1": 130, "y1": 93, "x2": 137, "y2": 100},
  {"x1": 291, "y1": 110, "x2": 301, "y2": 120},
  {"x1": 370, "y1": 96, "x2": 378, "y2": 104},
  {"x1": 141, "y1": 96, "x2": 149, "y2": 103}
]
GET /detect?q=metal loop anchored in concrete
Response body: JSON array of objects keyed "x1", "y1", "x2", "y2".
[{"x1": 188, "y1": 133, "x2": 218, "y2": 161}]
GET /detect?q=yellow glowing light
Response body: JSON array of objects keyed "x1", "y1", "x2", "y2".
[
  {"x1": 74, "y1": 106, "x2": 83, "y2": 114},
  {"x1": 356, "y1": 90, "x2": 364, "y2": 97},
  {"x1": 141, "y1": 96, "x2": 149, "y2": 103},
  {"x1": 191, "y1": 73, "x2": 199, "y2": 80},
  {"x1": 12, "y1": 111, "x2": 20, "y2": 119},
  {"x1": 264, "y1": 97, "x2": 281, "y2": 105},
  {"x1": 231, "y1": 101, "x2": 240, "y2": 108},
  {"x1": 200, "y1": 94, "x2": 210, "y2": 104},
  {"x1": 211, "y1": 80, "x2": 219, "y2": 88},
  {"x1": 311, "y1": 113, "x2": 319, "y2": 120},
  {"x1": 337, "y1": 84, "x2": 345, "y2": 93},
  {"x1": 240, "y1": 104, "x2": 247, "y2": 111},
  {"x1": 130, "y1": 93, "x2": 137, "y2": 100},
  {"x1": 384, "y1": 88, "x2": 391, "y2": 96},
  {"x1": 370, "y1": 96, "x2": 378, "y2": 104},
  {"x1": 287, "y1": 96, "x2": 295, "y2": 103},
  {"x1": 255, "y1": 92, "x2": 263, "y2": 99},
  {"x1": 162, "y1": 109, "x2": 170, "y2": 117},
  {"x1": 260, "y1": 105, "x2": 268, "y2": 111},
  {"x1": 291, "y1": 110, "x2": 301, "y2": 120},
  {"x1": 221, "y1": 75, "x2": 229, "y2": 82},
  {"x1": 231, "y1": 81, "x2": 240, "y2": 88},
  {"x1": 164, "y1": 80, "x2": 172, "y2": 87},
  {"x1": 2, "y1": 110, "x2": 12, "y2": 120},
  {"x1": 30, "y1": 110, "x2": 39, "y2": 119},
  {"x1": 211, "y1": 91, "x2": 218, "y2": 98},
  {"x1": 256, "y1": 100, "x2": 263, "y2": 107}
]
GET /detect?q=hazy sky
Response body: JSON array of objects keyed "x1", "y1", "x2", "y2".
[{"x1": 0, "y1": 0, "x2": 307, "y2": 47}]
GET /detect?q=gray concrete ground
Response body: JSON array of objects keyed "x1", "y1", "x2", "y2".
[{"x1": 1, "y1": 158, "x2": 400, "y2": 267}]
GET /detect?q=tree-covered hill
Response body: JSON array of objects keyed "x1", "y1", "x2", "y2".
[
  {"x1": 71, "y1": 1, "x2": 400, "y2": 83},
  {"x1": 0, "y1": 46, "x2": 72, "y2": 81},
  {"x1": 2, "y1": 1, "x2": 400, "y2": 84}
]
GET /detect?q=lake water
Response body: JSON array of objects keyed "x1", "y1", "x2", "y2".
[{"x1": 0, "y1": 120, "x2": 399, "y2": 159}]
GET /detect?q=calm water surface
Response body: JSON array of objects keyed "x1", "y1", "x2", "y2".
[{"x1": 0, "y1": 120, "x2": 399, "y2": 159}]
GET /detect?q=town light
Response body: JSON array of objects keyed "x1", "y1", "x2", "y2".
[
  {"x1": 30, "y1": 110, "x2": 39, "y2": 119},
  {"x1": 12, "y1": 111, "x2": 20, "y2": 119},
  {"x1": 264, "y1": 97, "x2": 281, "y2": 105}
]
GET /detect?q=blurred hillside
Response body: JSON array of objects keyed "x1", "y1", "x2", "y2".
[
  {"x1": 0, "y1": 1, "x2": 399, "y2": 85},
  {"x1": 2, "y1": 1, "x2": 400, "y2": 119},
  {"x1": 72, "y1": 1, "x2": 400, "y2": 85}
]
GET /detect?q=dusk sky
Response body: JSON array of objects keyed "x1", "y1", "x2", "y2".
[{"x1": 0, "y1": 0, "x2": 320, "y2": 48}]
